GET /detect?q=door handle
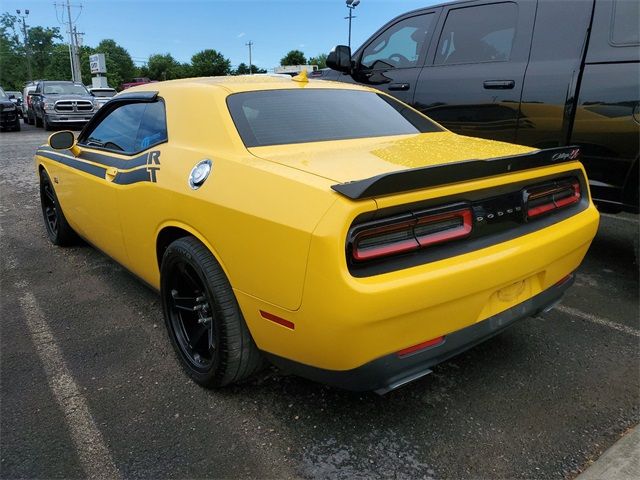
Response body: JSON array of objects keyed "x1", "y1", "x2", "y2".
[
  {"x1": 105, "y1": 167, "x2": 118, "y2": 182},
  {"x1": 483, "y1": 80, "x2": 515, "y2": 90},
  {"x1": 388, "y1": 83, "x2": 410, "y2": 91}
]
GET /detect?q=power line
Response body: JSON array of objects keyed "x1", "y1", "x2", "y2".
[{"x1": 53, "y1": 0, "x2": 83, "y2": 82}]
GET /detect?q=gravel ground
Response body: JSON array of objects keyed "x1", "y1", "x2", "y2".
[{"x1": 1, "y1": 124, "x2": 638, "y2": 479}]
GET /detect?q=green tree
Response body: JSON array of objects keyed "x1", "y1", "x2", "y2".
[
  {"x1": 308, "y1": 53, "x2": 328, "y2": 69},
  {"x1": 190, "y1": 49, "x2": 231, "y2": 77},
  {"x1": 44, "y1": 43, "x2": 73, "y2": 81},
  {"x1": 147, "y1": 53, "x2": 182, "y2": 81},
  {"x1": 94, "y1": 39, "x2": 135, "y2": 88},
  {"x1": 27, "y1": 26, "x2": 64, "y2": 80},
  {"x1": 280, "y1": 50, "x2": 306, "y2": 66},
  {"x1": 0, "y1": 13, "x2": 24, "y2": 89},
  {"x1": 233, "y1": 62, "x2": 267, "y2": 75}
]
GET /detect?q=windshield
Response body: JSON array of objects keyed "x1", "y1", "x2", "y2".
[
  {"x1": 227, "y1": 89, "x2": 442, "y2": 147},
  {"x1": 92, "y1": 90, "x2": 116, "y2": 97},
  {"x1": 0, "y1": 88, "x2": 7, "y2": 100},
  {"x1": 7, "y1": 91, "x2": 21, "y2": 99},
  {"x1": 44, "y1": 82, "x2": 89, "y2": 95}
]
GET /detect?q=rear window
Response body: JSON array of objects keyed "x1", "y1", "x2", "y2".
[
  {"x1": 227, "y1": 89, "x2": 442, "y2": 147},
  {"x1": 611, "y1": 0, "x2": 640, "y2": 45}
]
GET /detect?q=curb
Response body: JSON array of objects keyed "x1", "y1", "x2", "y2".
[{"x1": 577, "y1": 425, "x2": 639, "y2": 480}]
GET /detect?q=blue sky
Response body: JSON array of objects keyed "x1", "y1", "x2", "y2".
[{"x1": 4, "y1": 0, "x2": 438, "y2": 70}]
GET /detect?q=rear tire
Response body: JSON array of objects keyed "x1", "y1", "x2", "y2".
[
  {"x1": 13, "y1": 119, "x2": 21, "y2": 131},
  {"x1": 39, "y1": 169, "x2": 77, "y2": 246},
  {"x1": 161, "y1": 237, "x2": 263, "y2": 388},
  {"x1": 35, "y1": 114, "x2": 42, "y2": 128}
]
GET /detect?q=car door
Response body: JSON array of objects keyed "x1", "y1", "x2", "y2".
[
  {"x1": 349, "y1": 10, "x2": 440, "y2": 104},
  {"x1": 73, "y1": 98, "x2": 166, "y2": 265},
  {"x1": 413, "y1": 0, "x2": 536, "y2": 143}
]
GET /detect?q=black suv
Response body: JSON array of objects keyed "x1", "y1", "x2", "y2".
[
  {"x1": 324, "y1": 0, "x2": 639, "y2": 213},
  {"x1": 0, "y1": 87, "x2": 21, "y2": 132}
]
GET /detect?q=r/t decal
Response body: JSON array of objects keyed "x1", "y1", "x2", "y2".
[{"x1": 146, "y1": 151, "x2": 161, "y2": 182}]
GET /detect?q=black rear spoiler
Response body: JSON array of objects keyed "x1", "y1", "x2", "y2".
[{"x1": 331, "y1": 146, "x2": 581, "y2": 200}]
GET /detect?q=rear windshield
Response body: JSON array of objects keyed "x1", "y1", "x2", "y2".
[
  {"x1": 92, "y1": 90, "x2": 116, "y2": 97},
  {"x1": 44, "y1": 82, "x2": 89, "y2": 95},
  {"x1": 227, "y1": 89, "x2": 442, "y2": 147}
]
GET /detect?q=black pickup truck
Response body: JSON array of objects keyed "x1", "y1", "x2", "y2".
[{"x1": 323, "y1": 0, "x2": 639, "y2": 213}]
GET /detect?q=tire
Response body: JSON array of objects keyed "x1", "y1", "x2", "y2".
[
  {"x1": 27, "y1": 112, "x2": 34, "y2": 125},
  {"x1": 14, "y1": 119, "x2": 21, "y2": 131},
  {"x1": 23, "y1": 115, "x2": 29, "y2": 125},
  {"x1": 43, "y1": 115, "x2": 53, "y2": 131},
  {"x1": 161, "y1": 237, "x2": 263, "y2": 388},
  {"x1": 39, "y1": 169, "x2": 77, "y2": 246},
  {"x1": 35, "y1": 113, "x2": 42, "y2": 128}
]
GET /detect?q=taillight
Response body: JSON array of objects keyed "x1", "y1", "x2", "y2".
[
  {"x1": 351, "y1": 206, "x2": 472, "y2": 262},
  {"x1": 524, "y1": 179, "x2": 581, "y2": 219}
]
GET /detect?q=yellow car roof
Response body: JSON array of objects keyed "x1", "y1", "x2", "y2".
[{"x1": 125, "y1": 74, "x2": 376, "y2": 95}]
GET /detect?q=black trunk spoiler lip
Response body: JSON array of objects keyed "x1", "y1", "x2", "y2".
[{"x1": 331, "y1": 146, "x2": 582, "y2": 200}]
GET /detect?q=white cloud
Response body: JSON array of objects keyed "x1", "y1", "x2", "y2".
[{"x1": 237, "y1": 32, "x2": 246, "y2": 38}]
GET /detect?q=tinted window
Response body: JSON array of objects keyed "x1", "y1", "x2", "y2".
[
  {"x1": 435, "y1": 3, "x2": 518, "y2": 65},
  {"x1": 92, "y1": 90, "x2": 117, "y2": 97},
  {"x1": 44, "y1": 82, "x2": 89, "y2": 95},
  {"x1": 0, "y1": 88, "x2": 7, "y2": 100},
  {"x1": 228, "y1": 89, "x2": 442, "y2": 147},
  {"x1": 361, "y1": 14, "x2": 434, "y2": 69},
  {"x1": 81, "y1": 101, "x2": 167, "y2": 154},
  {"x1": 611, "y1": 0, "x2": 640, "y2": 45}
]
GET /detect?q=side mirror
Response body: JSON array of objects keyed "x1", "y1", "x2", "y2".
[
  {"x1": 48, "y1": 131, "x2": 75, "y2": 150},
  {"x1": 327, "y1": 45, "x2": 352, "y2": 73}
]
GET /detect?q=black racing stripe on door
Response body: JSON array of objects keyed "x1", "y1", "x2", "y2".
[
  {"x1": 78, "y1": 150, "x2": 149, "y2": 170},
  {"x1": 112, "y1": 168, "x2": 153, "y2": 185},
  {"x1": 37, "y1": 148, "x2": 107, "y2": 179}
]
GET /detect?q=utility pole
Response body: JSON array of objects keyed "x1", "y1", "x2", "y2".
[
  {"x1": 345, "y1": 0, "x2": 360, "y2": 49},
  {"x1": 16, "y1": 9, "x2": 32, "y2": 81},
  {"x1": 246, "y1": 41, "x2": 253, "y2": 75},
  {"x1": 56, "y1": 0, "x2": 83, "y2": 82}
]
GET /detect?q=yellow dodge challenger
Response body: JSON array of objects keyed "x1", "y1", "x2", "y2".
[{"x1": 35, "y1": 74, "x2": 599, "y2": 393}]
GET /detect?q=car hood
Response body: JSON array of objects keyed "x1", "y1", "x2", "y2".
[{"x1": 248, "y1": 132, "x2": 535, "y2": 184}]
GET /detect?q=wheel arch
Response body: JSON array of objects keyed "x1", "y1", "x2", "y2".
[{"x1": 155, "y1": 222, "x2": 232, "y2": 281}]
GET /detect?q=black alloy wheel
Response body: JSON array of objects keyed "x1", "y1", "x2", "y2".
[
  {"x1": 39, "y1": 169, "x2": 76, "y2": 246},
  {"x1": 161, "y1": 237, "x2": 263, "y2": 387}
]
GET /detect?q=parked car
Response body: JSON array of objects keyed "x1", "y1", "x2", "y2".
[
  {"x1": 22, "y1": 80, "x2": 39, "y2": 125},
  {"x1": 0, "y1": 87, "x2": 21, "y2": 131},
  {"x1": 30, "y1": 81, "x2": 97, "y2": 131},
  {"x1": 324, "y1": 0, "x2": 639, "y2": 213},
  {"x1": 88, "y1": 87, "x2": 117, "y2": 109},
  {"x1": 120, "y1": 77, "x2": 157, "y2": 90},
  {"x1": 5, "y1": 91, "x2": 23, "y2": 118},
  {"x1": 34, "y1": 76, "x2": 598, "y2": 393}
]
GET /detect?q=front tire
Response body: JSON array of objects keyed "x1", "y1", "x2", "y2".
[
  {"x1": 35, "y1": 114, "x2": 42, "y2": 128},
  {"x1": 39, "y1": 169, "x2": 77, "y2": 246},
  {"x1": 161, "y1": 237, "x2": 263, "y2": 388},
  {"x1": 43, "y1": 115, "x2": 53, "y2": 131}
]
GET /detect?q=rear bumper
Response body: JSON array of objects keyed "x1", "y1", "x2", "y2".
[{"x1": 266, "y1": 274, "x2": 574, "y2": 393}]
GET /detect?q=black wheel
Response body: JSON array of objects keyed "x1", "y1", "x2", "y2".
[
  {"x1": 27, "y1": 112, "x2": 34, "y2": 125},
  {"x1": 39, "y1": 169, "x2": 77, "y2": 246},
  {"x1": 23, "y1": 114, "x2": 29, "y2": 125},
  {"x1": 43, "y1": 115, "x2": 53, "y2": 131},
  {"x1": 35, "y1": 114, "x2": 43, "y2": 128},
  {"x1": 161, "y1": 237, "x2": 263, "y2": 388},
  {"x1": 13, "y1": 119, "x2": 21, "y2": 131}
]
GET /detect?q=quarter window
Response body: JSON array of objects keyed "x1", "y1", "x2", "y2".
[
  {"x1": 435, "y1": 3, "x2": 518, "y2": 65},
  {"x1": 361, "y1": 14, "x2": 434, "y2": 69},
  {"x1": 611, "y1": 0, "x2": 640, "y2": 46},
  {"x1": 81, "y1": 101, "x2": 167, "y2": 154}
]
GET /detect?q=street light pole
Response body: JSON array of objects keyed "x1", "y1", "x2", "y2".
[
  {"x1": 345, "y1": 0, "x2": 360, "y2": 49},
  {"x1": 246, "y1": 41, "x2": 253, "y2": 75},
  {"x1": 16, "y1": 9, "x2": 32, "y2": 81}
]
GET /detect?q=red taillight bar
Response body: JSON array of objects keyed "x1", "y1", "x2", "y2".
[
  {"x1": 526, "y1": 180, "x2": 581, "y2": 219},
  {"x1": 351, "y1": 207, "x2": 473, "y2": 262},
  {"x1": 397, "y1": 336, "x2": 445, "y2": 357}
]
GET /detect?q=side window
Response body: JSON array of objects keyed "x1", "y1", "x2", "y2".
[
  {"x1": 361, "y1": 14, "x2": 434, "y2": 70},
  {"x1": 81, "y1": 101, "x2": 167, "y2": 154},
  {"x1": 435, "y1": 2, "x2": 518, "y2": 65},
  {"x1": 135, "y1": 101, "x2": 168, "y2": 151},
  {"x1": 611, "y1": 0, "x2": 640, "y2": 46}
]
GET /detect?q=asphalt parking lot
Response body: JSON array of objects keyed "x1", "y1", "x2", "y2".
[{"x1": 1, "y1": 123, "x2": 638, "y2": 480}]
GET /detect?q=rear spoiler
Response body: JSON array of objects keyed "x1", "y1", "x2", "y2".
[{"x1": 331, "y1": 146, "x2": 581, "y2": 200}]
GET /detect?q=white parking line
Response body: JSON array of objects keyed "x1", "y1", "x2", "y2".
[
  {"x1": 557, "y1": 305, "x2": 640, "y2": 338},
  {"x1": 18, "y1": 290, "x2": 120, "y2": 479}
]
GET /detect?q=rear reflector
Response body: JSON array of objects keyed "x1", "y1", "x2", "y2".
[
  {"x1": 260, "y1": 310, "x2": 295, "y2": 330},
  {"x1": 525, "y1": 179, "x2": 581, "y2": 219},
  {"x1": 397, "y1": 336, "x2": 445, "y2": 357},
  {"x1": 352, "y1": 207, "x2": 472, "y2": 262}
]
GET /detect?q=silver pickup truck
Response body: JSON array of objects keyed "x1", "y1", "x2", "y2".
[{"x1": 30, "y1": 81, "x2": 97, "y2": 131}]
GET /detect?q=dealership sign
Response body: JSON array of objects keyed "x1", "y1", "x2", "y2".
[{"x1": 89, "y1": 54, "x2": 107, "y2": 74}]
